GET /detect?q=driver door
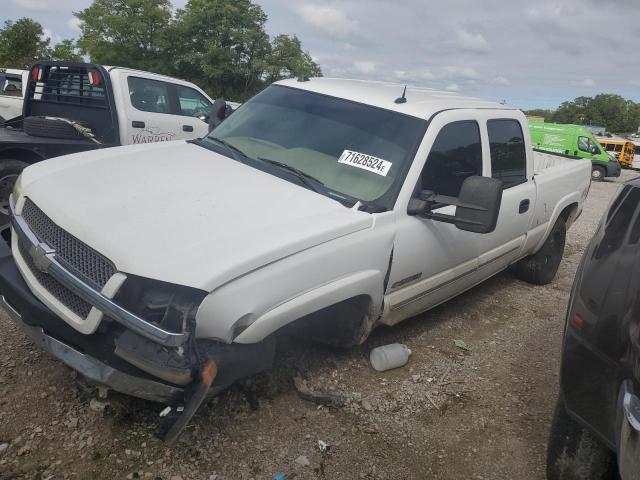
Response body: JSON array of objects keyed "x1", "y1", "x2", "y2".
[
  {"x1": 385, "y1": 111, "x2": 489, "y2": 325},
  {"x1": 174, "y1": 83, "x2": 213, "y2": 140}
]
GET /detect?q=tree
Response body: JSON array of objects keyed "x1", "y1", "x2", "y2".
[
  {"x1": 0, "y1": 18, "x2": 50, "y2": 68},
  {"x1": 47, "y1": 40, "x2": 82, "y2": 62},
  {"x1": 523, "y1": 108, "x2": 553, "y2": 121},
  {"x1": 163, "y1": 0, "x2": 271, "y2": 100},
  {"x1": 75, "y1": 0, "x2": 172, "y2": 71},
  {"x1": 264, "y1": 34, "x2": 322, "y2": 84},
  {"x1": 551, "y1": 94, "x2": 640, "y2": 133}
]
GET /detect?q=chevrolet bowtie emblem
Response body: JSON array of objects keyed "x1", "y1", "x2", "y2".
[{"x1": 29, "y1": 244, "x2": 52, "y2": 272}]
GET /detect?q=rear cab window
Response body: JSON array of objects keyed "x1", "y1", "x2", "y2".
[
  {"x1": 0, "y1": 74, "x2": 23, "y2": 97},
  {"x1": 127, "y1": 77, "x2": 170, "y2": 114},
  {"x1": 487, "y1": 119, "x2": 527, "y2": 188}
]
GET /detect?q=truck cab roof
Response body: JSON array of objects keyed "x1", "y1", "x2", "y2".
[{"x1": 274, "y1": 77, "x2": 513, "y2": 120}]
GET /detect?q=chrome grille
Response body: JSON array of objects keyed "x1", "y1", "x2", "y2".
[
  {"x1": 21, "y1": 198, "x2": 116, "y2": 290},
  {"x1": 17, "y1": 236, "x2": 92, "y2": 319}
]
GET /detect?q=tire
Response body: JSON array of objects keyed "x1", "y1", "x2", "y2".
[
  {"x1": 0, "y1": 159, "x2": 29, "y2": 221},
  {"x1": 23, "y1": 116, "x2": 89, "y2": 140},
  {"x1": 546, "y1": 394, "x2": 617, "y2": 480},
  {"x1": 514, "y1": 217, "x2": 566, "y2": 285},
  {"x1": 592, "y1": 166, "x2": 606, "y2": 182}
]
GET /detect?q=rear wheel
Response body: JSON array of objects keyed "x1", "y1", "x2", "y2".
[
  {"x1": 547, "y1": 393, "x2": 617, "y2": 480},
  {"x1": 592, "y1": 166, "x2": 606, "y2": 181},
  {"x1": 514, "y1": 217, "x2": 566, "y2": 285},
  {"x1": 0, "y1": 159, "x2": 29, "y2": 222}
]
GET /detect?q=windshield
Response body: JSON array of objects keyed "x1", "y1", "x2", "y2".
[{"x1": 201, "y1": 85, "x2": 426, "y2": 209}]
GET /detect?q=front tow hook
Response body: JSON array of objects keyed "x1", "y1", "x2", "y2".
[{"x1": 160, "y1": 360, "x2": 218, "y2": 444}]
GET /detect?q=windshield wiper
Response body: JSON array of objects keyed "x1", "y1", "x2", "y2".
[
  {"x1": 258, "y1": 157, "x2": 325, "y2": 193},
  {"x1": 204, "y1": 137, "x2": 251, "y2": 163}
]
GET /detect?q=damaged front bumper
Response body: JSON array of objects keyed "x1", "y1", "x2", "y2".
[{"x1": 0, "y1": 224, "x2": 275, "y2": 440}]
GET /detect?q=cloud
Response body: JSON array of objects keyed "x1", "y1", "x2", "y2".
[
  {"x1": 493, "y1": 75, "x2": 510, "y2": 85},
  {"x1": 40, "y1": 28, "x2": 62, "y2": 44},
  {"x1": 445, "y1": 83, "x2": 460, "y2": 92},
  {"x1": 354, "y1": 61, "x2": 376, "y2": 74},
  {"x1": 455, "y1": 28, "x2": 489, "y2": 53},
  {"x1": 67, "y1": 17, "x2": 82, "y2": 33},
  {"x1": 12, "y1": 0, "x2": 50, "y2": 10},
  {"x1": 394, "y1": 69, "x2": 435, "y2": 81},
  {"x1": 442, "y1": 66, "x2": 482, "y2": 80},
  {"x1": 579, "y1": 78, "x2": 596, "y2": 87},
  {"x1": 295, "y1": 5, "x2": 358, "y2": 38}
]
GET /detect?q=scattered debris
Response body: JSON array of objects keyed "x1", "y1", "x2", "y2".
[
  {"x1": 318, "y1": 440, "x2": 329, "y2": 453},
  {"x1": 293, "y1": 376, "x2": 346, "y2": 408},
  {"x1": 361, "y1": 399, "x2": 374, "y2": 411},
  {"x1": 89, "y1": 398, "x2": 108, "y2": 412},
  {"x1": 454, "y1": 340, "x2": 471, "y2": 351},
  {"x1": 294, "y1": 455, "x2": 310, "y2": 467},
  {"x1": 0, "y1": 443, "x2": 8, "y2": 454},
  {"x1": 369, "y1": 344, "x2": 412, "y2": 372}
]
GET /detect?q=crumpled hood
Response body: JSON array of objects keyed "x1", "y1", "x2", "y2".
[{"x1": 20, "y1": 141, "x2": 373, "y2": 290}]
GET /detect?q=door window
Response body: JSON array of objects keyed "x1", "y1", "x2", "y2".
[
  {"x1": 578, "y1": 136, "x2": 600, "y2": 154},
  {"x1": 487, "y1": 119, "x2": 527, "y2": 188},
  {"x1": 0, "y1": 74, "x2": 22, "y2": 97},
  {"x1": 128, "y1": 77, "x2": 170, "y2": 114},
  {"x1": 176, "y1": 85, "x2": 211, "y2": 118},
  {"x1": 421, "y1": 121, "x2": 482, "y2": 197}
]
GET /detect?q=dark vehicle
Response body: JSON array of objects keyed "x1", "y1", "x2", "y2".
[
  {"x1": 547, "y1": 179, "x2": 640, "y2": 479},
  {"x1": 0, "y1": 60, "x2": 216, "y2": 219}
]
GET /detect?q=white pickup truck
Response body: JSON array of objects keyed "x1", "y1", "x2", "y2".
[
  {"x1": 0, "y1": 78, "x2": 591, "y2": 440},
  {"x1": 0, "y1": 61, "x2": 221, "y2": 218},
  {"x1": 0, "y1": 68, "x2": 28, "y2": 123}
]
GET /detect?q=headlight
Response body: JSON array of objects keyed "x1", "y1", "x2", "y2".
[
  {"x1": 114, "y1": 274, "x2": 207, "y2": 334},
  {"x1": 12, "y1": 173, "x2": 23, "y2": 204}
]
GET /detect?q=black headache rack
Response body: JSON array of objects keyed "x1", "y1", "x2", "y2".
[{"x1": 23, "y1": 61, "x2": 121, "y2": 145}]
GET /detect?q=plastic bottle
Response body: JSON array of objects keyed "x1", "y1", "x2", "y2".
[{"x1": 369, "y1": 343, "x2": 412, "y2": 372}]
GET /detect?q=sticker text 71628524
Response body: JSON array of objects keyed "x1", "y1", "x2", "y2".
[{"x1": 338, "y1": 150, "x2": 392, "y2": 177}]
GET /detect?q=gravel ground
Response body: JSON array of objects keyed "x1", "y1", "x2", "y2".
[{"x1": 0, "y1": 171, "x2": 634, "y2": 480}]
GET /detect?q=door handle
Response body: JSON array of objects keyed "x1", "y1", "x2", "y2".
[
  {"x1": 132, "y1": 121, "x2": 145, "y2": 128},
  {"x1": 182, "y1": 125, "x2": 194, "y2": 132},
  {"x1": 519, "y1": 199, "x2": 530, "y2": 214}
]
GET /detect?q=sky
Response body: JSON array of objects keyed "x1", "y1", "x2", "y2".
[{"x1": 3, "y1": 0, "x2": 640, "y2": 110}]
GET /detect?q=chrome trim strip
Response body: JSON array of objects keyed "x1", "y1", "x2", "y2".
[
  {"x1": 391, "y1": 245, "x2": 521, "y2": 311},
  {"x1": 9, "y1": 195, "x2": 188, "y2": 347},
  {"x1": 0, "y1": 295, "x2": 183, "y2": 404}
]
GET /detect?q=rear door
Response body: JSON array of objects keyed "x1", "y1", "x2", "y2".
[
  {"x1": 122, "y1": 75, "x2": 181, "y2": 145},
  {"x1": 475, "y1": 115, "x2": 535, "y2": 274}
]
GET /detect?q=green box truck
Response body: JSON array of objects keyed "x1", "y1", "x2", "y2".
[{"x1": 529, "y1": 121, "x2": 621, "y2": 181}]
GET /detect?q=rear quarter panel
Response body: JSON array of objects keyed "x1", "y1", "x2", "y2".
[{"x1": 522, "y1": 154, "x2": 591, "y2": 255}]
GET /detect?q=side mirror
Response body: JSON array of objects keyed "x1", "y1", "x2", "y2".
[
  {"x1": 408, "y1": 176, "x2": 503, "y2": 234},
  {"x1": 208, "y1": 98, "x2": 227, "y2": 133}
]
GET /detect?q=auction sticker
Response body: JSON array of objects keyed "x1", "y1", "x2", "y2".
[{"x1": 338, "y1": 150, "x2": 392, "y2": 177}]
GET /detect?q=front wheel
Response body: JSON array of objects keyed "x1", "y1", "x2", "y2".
[
  {"x1": 514, "y1": 217, "x2": 566, "y2": 285},
  {"x1": 0, "y1": 159, "x2": 29, "y2": 221},
  {"x1": 592, "y1": 166, "x2": 606, "y2": 181},
  {"x1": 547, "y1": 393, "x2": 616, "y2": 480}
]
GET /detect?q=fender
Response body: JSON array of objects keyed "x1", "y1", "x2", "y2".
[
  {"x1": 533, "y1": 191, "x2": 581, "y2": 253},
  {"x1": 233, "y1": 269, "x2": 384, "y2": 344}
]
